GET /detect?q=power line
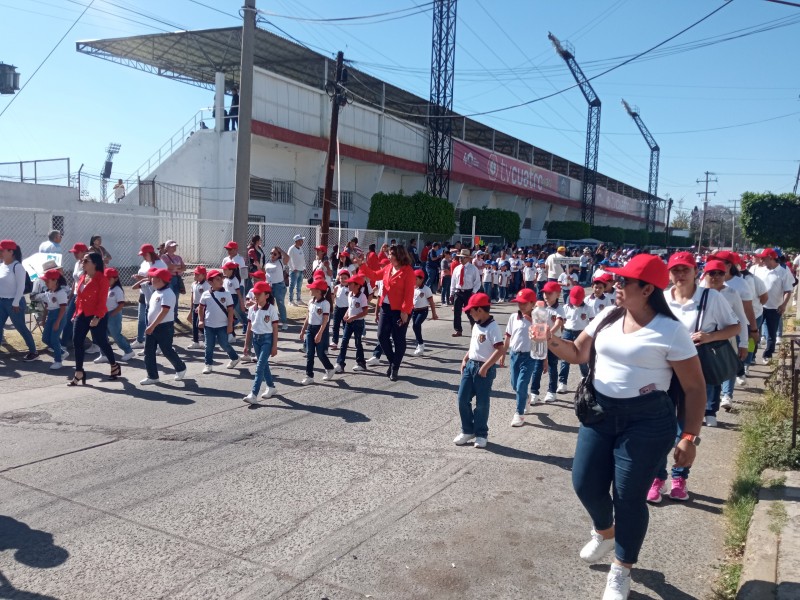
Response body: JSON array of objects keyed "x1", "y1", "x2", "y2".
[
  {"x1": 184, "y1": 0, "x2": 239, "y2": 19},
  {"x1": 256, "y1": 2, "x2": 434, "y2": 25},
  {"x1": 0, "y1": 0, "x2": 96, "y2": 120}
]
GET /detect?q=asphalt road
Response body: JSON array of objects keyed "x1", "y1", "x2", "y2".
[{"x1": 0, "y1": 302, "x2": 746, "y2": 599}]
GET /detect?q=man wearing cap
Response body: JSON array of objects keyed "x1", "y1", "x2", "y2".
[
  {"x1": 753, "y1": 248, "x2": 794, "y2": 362},
  {"x1": 287, "y1": 234, "x2": 306, "y2": 306},
  {"x1": 546, "y1": 246, "x2": 567, "y2": 282},
  {"x1": 450, "y1": 249, "x2": 481, "y2": 337},
  {"x1": 38, "y1": 230, "x2": 63, "y2": 254}
]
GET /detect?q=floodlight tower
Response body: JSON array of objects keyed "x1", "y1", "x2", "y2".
[
  {"x1": 0, "y1": 63, "x2": 21, "y2": 94},
  {"x1": 426, "y1": 0, "x2": 458, "y2": 200},
  {"x1": 549, "y1": 32, "x2": 601, "y2": 225},
  {"x1": 100, "y1": 142, "x2": 121, "y2": 201},
  {"x1": 621, "y1": 99, "x2": 661, "y2": 232}
]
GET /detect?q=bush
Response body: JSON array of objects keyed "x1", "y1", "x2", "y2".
[
  {"x1": 545, "y1": 221, "x2": 590, "y2": 240},
  {"x1": 459, "y1": 207, "x2": 521, "y2": 244},
  {"x1": 740, "y1": 192, "x2": 800, "y2": 250},
  {"x1": 368, "y1": 191, "x2": 455, "y2": 236}
]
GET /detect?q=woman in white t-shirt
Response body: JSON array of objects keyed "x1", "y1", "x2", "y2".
[{"x1": 542, "y1": 254, "x2": 705, "y2": 600}]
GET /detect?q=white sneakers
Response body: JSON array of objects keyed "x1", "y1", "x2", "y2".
[
  {"x1": 474, "y1": 437, "x2": 487, "y2": 449},
  {"x1": 242, "y1": 393, "x2": 259, "y2": 405},
  {"x1": 202, "y1": 365, "x2": 212, "y2": 374},
  {"x1": 260, "y1": 386, "x2": 276, "y2": 399},
  {"x1": 720, "y1": 394, "x2": 733, "y2": 411},
  {"x1": 352, "y1": 364, "x2": 365, "y2": 372},
  {"x1": 544, "y1": 391, "x2": 557, "y2": 403},
  {"x1": 174, "y1": 369, "x2": 186, "y2": 381},
  {"x1": 228, "y1": 334, "x2": 236, "y2": 344},
  {"x1": 121, "y1": 352, "x2": 134, "y2": 361},
  {"x1": 603, "y1": 564, "x2": 631, "y2": 600},
  {"x1": 139, "y1": 378, "x2": 158, "y2": 386},
  {"x1": 366, "y1": 356, "x2": 381, "y2": 365},
  {"x1": 704, "y1": 415, "x2": 717, "y2": 427},
  {"x1": 334, "y1": 364, "x2": 344, "y2": 374},
  {"x1": 557, "y1": 382, "x2": 567, "y2": 393},
  {"x1": 453, "y1": 433, "x2": 475, "y2": 445},
  {"x1": 529, "y1": 393, "x2": 540, "y2": 406},
  {"x1": 301, "y1": 376, "x2": 313, "y2": 385},
  {"x1": 735, "y1": 376, "x2": 746, "y2": 387},
  {"x1": 87, "y1": 344, "x2": 101, "y2": 354},
  {"x1": 580, "y1": 530, "x2": 615, "y2": 563},
  {"x1": 511, "y1": 413, "x2": 524, "y2": 427},
  {"x1": 94, "y1": 355, "x2": 109, "y2": 364},
  {"x1": 50, "y1": 362, "x2": 62, "y2": 370},
  {"x1": 322, "y1": 369, "x2": 335, "y2": 381},
  {"x1": 130, "y1": 340, "x2": 144, "y2": 349},
  {"x1": 413, "y1": 344, "x2": 425, "y2": 356},
  {"x1": 280, "y1": 324, "x2": 289, "y2": 331},
  {"x1": 225, "y1": 359, "x2": 240, "y2": 369},
  {"x1": 186, "y1": 342, "x2": 203, "y2": 349}
]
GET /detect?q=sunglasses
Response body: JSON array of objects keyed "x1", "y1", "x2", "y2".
[
  {"x1": 706, "y1": 270, "x2": 725, "y2": 277},
  {"x1": 615, "y1": 276, "x2": 639, "y2": 289}
]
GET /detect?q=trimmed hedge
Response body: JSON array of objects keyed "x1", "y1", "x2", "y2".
[
  {"x1": 545, "y1": 221, "x2": 591, "y2": 240},
  {"x1": 545, "y1": 220, "x2": 691, "y2": 248},
  {"x1": 459, "y1": 207, "x2": 521, "y2": 244},
  {"x1": 367, "y1": 191, "x2": 455, "y2": 236},
  {"x1": 741, "y1": 192, "x2": 800, "y2": 250}
]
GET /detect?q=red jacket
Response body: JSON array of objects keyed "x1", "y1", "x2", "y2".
[
  {"x1": 359, "y1": 263, "x2": 415, "y2": 315},
  {"x1": 75, "y1": 272, "x2": 110, "y2": 319},
  {"x1": 366, "y1": 251, "x2": 380, "y2": 271}
]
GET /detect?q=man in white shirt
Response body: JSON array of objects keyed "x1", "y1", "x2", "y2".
[
  {"x1": 753, "y1": 248, "x2": 794, "y2": 361},
  {"x1": 286, "y1": 234, "x2": 306, "y2": 306},
  {"x1": 449, "y1": 249, "x2": 481, "y2": 337},
  {"x1": 545, "y1": 246, "x2": 566, "y2": 281},
  {"x1": 38, "y1": 230, "x2": 63, "y2": 254}
]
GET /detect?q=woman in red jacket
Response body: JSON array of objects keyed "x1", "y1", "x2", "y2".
[
  {"x1": 69, "y1": 252, "x2": 120, "y2": 385},
  {"x1": 356, "y1": 244, "x2": 415, "y2": 381}
]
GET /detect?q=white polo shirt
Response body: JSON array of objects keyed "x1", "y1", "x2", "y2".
[
  {"x1": 334, "y1": 284, "x2": 350, "y2": 308},
  {"x1": 468, "y1": 316, "x2": 503, "y2": 362},
  {"x1": 585, "y1": 293, "x2": 611, "y2": 316},
  {"x1": 223, "y1": 276, "x2": 241, "y2": 296},
  {"x1": 413, "y1": 285, "x2": 433, "y2": 309},
  {"x1": 192, "y1": 280, "x2": 210, "y2": 304},
  {"x1": 754, "y1": 265, "x2": 794, "y2": 309},
  {"x1": 505, "y1": 311, "x2": 532, "y2": 353},
  {"x1": 200, "y1": 290, "x2": 233, "y2": 328},
  {"x1": 564, "y1": 303, "x2": 594, "y2": 331},
  {"x1": 347, "y1": 292, "x2": 368, "y2": 320},
  {"x1": 307, "y1": 299, "x2": 330, "y2": 326},
  {"x1": 106, "y1": 286, "x2": 125, "y2": 312},
  {"x1": 498, "y1": 271, "x2": 511, "y2": 287},
  {"x1": 44, "y1": 287, "x2": 69, "y2": 311},
  {"x1": 287, "y1": 244, "x2": 305, "y2": 272},
  {"x1": 147, "y1": 287, "x2": 176, "y2": 326},
  {"x1": 247, "y1": 302, "x2": 279, "y2": 334},
  {"x1": 221, "y1": 253, "x2": 248, "y2": 281}
]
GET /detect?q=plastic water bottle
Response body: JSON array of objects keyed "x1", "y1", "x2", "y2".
[{"x1": 530, "y1": 300, "x2": 548, "y2": 360}]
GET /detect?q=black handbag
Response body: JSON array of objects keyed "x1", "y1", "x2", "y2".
[
  {"x1": 574, "y1": 309, "x2": 621, "y2": 424},
  {"x1": 694, "y1": 289, "x2": 742, "y2": 386}
]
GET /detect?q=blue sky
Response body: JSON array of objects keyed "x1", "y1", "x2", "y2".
[{"x1": 1, "y1": 0, "x2": 798, "y2": 215}]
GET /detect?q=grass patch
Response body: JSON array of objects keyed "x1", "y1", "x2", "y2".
[{"x1": 767, "y1": 501, "x2": 788, "y2": 535}]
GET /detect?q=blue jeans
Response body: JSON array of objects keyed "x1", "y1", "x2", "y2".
[
  {"x1": 705, "y1": 383, "x2": 721, "y2": 417},
  {"x1": 440, "y1": 276, "x2": 451, "y2": 304},
  {"x1": 656, "y1": 419, "x2": 690, "y2": 481},
  {"x1": 747, "y1": 314, "x2": 764, "y2": 365},
  {"x1": 499, "y1": 286, "x2": 508, "y2": 301},
  {"x1": 169, "y1": 275, "x2": 182, "y2": 320},
  {"x1": 425, "y1": 267, "x2": 439, "y2": 294},
  {"x1": 411, "y1": 308, "x2": 428, "y2": 344},
  {"x1": 337, "y1": 319, "x2": 365, "y2": 368},
  {"x1": 137, "y1": 300, "x2": 147, "y2": 343},
  {"x1": 144, "y1": 321, "x2": 185, "y2": 379},
  {"x1": 572, "y1": 391, "x2": 677, "y2": 564},
  {"x1": 42, "y1": 309, "x2": 67, "y2": 361},
  {"x1": 509, "y1": 351, "x2": 535, "y2": 415},
  {"x1": 289, "y1": 270, "x2": 304, "y2": 303},
  {"x1": 191, "y1": 305, "x2": 200, "y2": 342},
  {"x1": 457, "y1": 360, "x2": 496, "y2": 438},
  {"x1": 483, "y1": 282, "x2": 492, "y2": 297},
  {"x1": 232, "y1": 292, "x2": 248, "y2": 332},
  {"x1": 530, "y1": 350, "x2": 558, "y2": 394},
  {"x1": 271, "y1": 281, "x2": 287, "y2": 324},
  {"x1": 0, "y1": 297, "x2": 37, "y2": 353},
  {"x1": 331, "y1": 306, "x2": 347, "y2": 345},
  {"x1": 60, "y1": 296, "x2": 76, "y2": 348},
  {"x1": 762, "y1": 308, "x2": 780, "y2": 359},
  {"x1": 251, "y1": 332, "x2": 275, "y2": 393},
  {"x1": 559, "y1": 329, "x2": 589, "y2": 383},
  {"x1": 203, "y1": 326, "x2": 238, "y2": 365},
  {"x1": 107, "y1": 312, "x2": 132, "y2": 355},
  {"x1": 305, "y1": 324, "x2": 334, "y2": 377}
]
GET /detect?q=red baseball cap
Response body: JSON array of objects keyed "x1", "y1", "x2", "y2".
[
  {"x1": 104, "y1": 267, "x2": 119, "y2": 279},
  {"x1": 667, "y1": 251, "x2": 696, "y2": 270},
  {"x1": 569, "y1": 286, "x2": 586, "y2": 305},
  {"x1": 509, "y1": 288, "x2": 537, "y2": 303},
  {"x1": 250, "y1": 270, "x2": 265, "y2": 280},
  {"x1": 194, "y1": 265, "x2": 207, "y2": 275},
  {"x1": 0, "y1": 239, "x2": 17, "y2": 251},
  {"x1": 138, "y1": 243, "x2": 155, "y2": 256},
  {"x1": 463, "y1": 292, "x2": 491, "y2": 312},
  {"x1": 414, "y1": 269, "x2": 425, "y2": 279},
  {"x1": 703, "y1": 259, "x2": 728, "y2": 274},
  {"x1": 757, "y1": 248, "x2": 778, "y2": 259},
  {"x1": 307, "y1": 279, "x2": 328, "y2": 291},
  {"x1": 252, "y1": 281, "x2": 272, "y2": 294},
  {"x1": 315, "y1": 245, "x2": 327, "y2": 252},
  {"x1": 337, "y1": 269, "x2": 350, "y2": 277},
  {"x1": 41, "y1": 269, "x2": 62, "y2": 281},
  {"x1": 207, "y1": 269, "x2": 223, "y2": 279},
  {"x1": 313, "y1": 270, "x2": 327, "y2": 280},
  {"x1": 348, "y1": 275, "x2": 366, "y2": 286},
  {"x1": 69, "y1": 242, "x2": 89, "y2": 254},
  {"x1": 224, "y1": 241, "x2": 238, "y2": 250},
  {"x1": 541, "y1": 281, "x2": 561, "y2": 294},
  {"x1": 606, "y1": 254, "x2": 669, "y2": 290},
  {"x1": 222, "y1": 261, "x2": 238, "y2": 270},
  {"x1": 151, "y1": 268, "x2": 172, "y2": 283},
  {"x1": 710, "y1": 250, "x2": 739, "y2": 264}
]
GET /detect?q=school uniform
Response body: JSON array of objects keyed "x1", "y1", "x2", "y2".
[
  {"x1": 585, "y1": 293, "x2": 611, "y2": 316},
  {"x1": 411, "y1": 285, "x2": 433, "y2": 345},
  {"x1": 530, "y1": 302, "x2": 565, "y2": 396},
  {"x1": 337, "y1": 291, "x2": 368, "y2": 369},
  {"x1": 247, "y1": 302, "x2": 280, "y2": 395},
  {"x1": 523, "y1": 266, "x2": 537, "y2": 291},
  {"x1": 106, "y1": 285, "x2": 132, "y2": 356},
  {"x1": 134, "y1": 259, "x2": 167, "y2": 345},
  {"x1": 191, "y1": 280, "x2": 210, "y2": 343},
  {"x1": 331, "y1": 283, "x2": 349, "y2": 347},
  {"x1": 559, "y1": 303, "x2": 595, "y2": 384},
  {"x1": 506, "y1": 311, "x2": 534, "y2": 416},
  {"x1": 498, "y1": 270, "x2": 511, "y2": 301},
  {"x1": 305, "y1": 298, "x2": 335, "y2": 377},
  {"x1": 482, "y1": 268, "x2": 495, "y2": 299},
  {"x1": 144, "y1": 286, "x2": 186, "y2": 380},
  {"x1": 224, "y1": 276, "x2": 247, "y2": 333},
  {"x1": 42, "y1": 286, "x2": 69, "y2": 363},
  {"x1": 457, "y1": 316, "x2": 503, "y2": 440},
  {"x1": 199, "y1": 289, "x2": 239, "y2": 365}
]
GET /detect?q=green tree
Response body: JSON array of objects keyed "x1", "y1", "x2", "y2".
[
  {"x1": 459, "y1": 207, "x2": 521, "y2": 243},
  {"x1": 367, "y1": 191, "x2": 455, "y2": 236},
  {"x1": 740, "y1": 192, "x2": 800, "y2": 249}
]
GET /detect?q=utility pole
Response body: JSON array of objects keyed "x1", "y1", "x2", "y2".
[
  {"x1": 696, "y1": 171, "x2": 717, "y2": 249},
  {"x1": 320, "y1": 51, "x2": 347, "y2": 249},
  {"x1": 793, "y1": 162, "x2": 799, "y2": 196},
  {"x1": 232, "y1": 0, "x2": 256, "y2": 247},
  {"x1": 664, "y1": 195, "x2": 673, "y2": 246},
  {"x1": 729, "y1": 198, "x2": 738, "y2": 249}
]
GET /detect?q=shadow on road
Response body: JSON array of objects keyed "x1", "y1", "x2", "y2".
[
  {"x1": 590, "y1": 564, "x2": 696, "y2": 600},
  {"x1": 0, "y1": 515, "x2": 68, "y2": 570},
  {"x1": 527, "y1": 412, "x2": 580, "y2": 434},
  {"x1": 484, "y1": 443, "x2": 572, "y2": 470},
  {"x1": 249, "y1": 396, "x2": 370, "y2": 423}
]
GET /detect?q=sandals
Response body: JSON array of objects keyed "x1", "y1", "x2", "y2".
[
  {"x1": 109, "y1": 363, "x2": 122, "y2": 380},
  {"x1": 67, "y1": 370, "x2": 86, "y2": 386}
]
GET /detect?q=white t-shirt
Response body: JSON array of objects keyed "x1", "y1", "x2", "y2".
[
  {"x1": 307, "y1": 298, "x2": 330, "y2": 326},
  {"x1": 147, "y1": 287, "x2": 176, "y2": 326},
  {"x1": 564, "y1": 303, "x2": 594, "y2": 331},
  {"x1": 585, "y1": 293, "x2": 611, "y2": 316},
  {"x1": 263, "y1": 260, "x2": 284, "y2": 285},
  {"x1": 710, "y1": 274, "x2": 752, "y2": 303},
  {"x1": 523, "y1": 266, "x2": 536, "y2": 282},
  {"x1": 347, "y1": 292, "x2": 368, "y2": 320},
  {"x1": 482, "y1": 269, "x2": 495, "y2": 284},
  {"x1": 43, "y1": 287, "x2": 69, "y2": 311},
  {"x1": 498, "y1": 271, "x2": 511, "y2": 287},
  {"x1": 287, "y1": 244, "x2": 305, "y2": 271},
  {"x1": 754, "y1": 265, "x2": 794, "y2": 309},
  {"x1": 138, "y1": 259, "x2": 167, "y2": 301},
  {"x1": 72, "y1": 262, "x2": 84, "y2": 294},
  {"x1": 223, "y1": 277, "x2": 241, "y2": 296},
  {"x1": 505, "y1": 311, "x2": 532, "y2": 353},
  {"x1": 666, "y1": 286, "x2": 738, "y2": 336},
  {"x1": 414, "y1": 285, "x2": 433, "y2": 309},
  {"x1": 200, "y1": 290, "x2": 233, "y2": 328},
  {"x1": 545, "y1": 302, "x2": 566, "y2": 335},
  {"x1": 584, "y1": 306, "x2": 697, "y2": 398},
  {"x1": 334, "y1": 284, "x2": 350, "y2": 308},
  {"x1": 221, "y1": 254, "x2": 248, "y2": 281},
  {"x1": 106, "y1": 286, "x2": 125, "y2": 312},
  {"x1": 247, "y1": 302, "x2": 279, "y2": 335},
  {"x1": 192, "y1": 280, "x2": 210, "y2": 305},
  {"x1": 546, "y1": 253, "x2": 565, "y2": 279},
  {"x1": 558, "y1": 272, "x2": 578, "y2": 289},
  {"x1": 719, "y1": 286, "x2": 749, "y2": 347},
  {"x1": 468, "y1": 317, "x2": 504, "y2": 362},
  {"x1": 742, "y1": 272, "x2": 767, "y2": 318}
]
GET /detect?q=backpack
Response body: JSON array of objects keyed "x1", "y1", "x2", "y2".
[{"x1": 13, "y1": 263, "x2": 33, "y2": 295}]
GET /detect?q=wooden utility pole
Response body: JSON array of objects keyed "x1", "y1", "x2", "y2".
[
  {"x1": 696, "y1": 171, "x2": 717, "y2": 248},
  {"x1": 320, "y1": 51, "x2": 346, "y2": 249}
]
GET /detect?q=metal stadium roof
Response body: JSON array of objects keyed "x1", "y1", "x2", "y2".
[{"x1": 76, "y1": 26, "x2": 650, "y2": 202}]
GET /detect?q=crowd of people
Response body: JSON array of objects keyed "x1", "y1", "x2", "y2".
[{"x1": 1, "y1": 230, "x2": 797, "y2": 600}]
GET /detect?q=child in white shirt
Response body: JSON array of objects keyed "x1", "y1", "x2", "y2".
[{"x1": 558, "y1": 286, "x2": 594, "y2": 392}]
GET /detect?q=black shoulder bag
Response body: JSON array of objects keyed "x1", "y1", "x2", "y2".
[
  {"x1": 694, "y1": 288, "x2": 741, "y2": 386},
  {"x1": 574, "y1": 308, "x2": 623, "y2": 425}
]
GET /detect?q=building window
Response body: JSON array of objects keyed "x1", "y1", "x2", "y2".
[
  {"x1": 272, "y1": 180, "x2": 294, "y2": 204},
  {"x1": 249, "y1": 177, "x2": 294, "y2": 204},
  {"x1": 523, "y1": 218, "x2": 532, "y2": 229},
  {"x1": 315, "y1": 188, "x2": 353, "y2": 212},
  {"x1": 309, "y1": 218, "x2": 348, "y2": 228},
  {"x1": 51, "y1": 215, "x2": 64, "y2": 235},
  {"x1": 248, "y1": 214, "x2": 265, "y2": 223}
]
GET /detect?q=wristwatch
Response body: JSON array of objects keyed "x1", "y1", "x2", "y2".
[{"x1": 680, "y1": 432, "x2": 701, "y2": 446}]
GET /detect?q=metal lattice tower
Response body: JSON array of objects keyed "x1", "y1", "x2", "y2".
[
  {"x1": 426, "y1": 0, "x2": 457, "y2": 200},
  {"x1": 622, "y1": 99, "x2": 661, "y2": 233},
  {"x1": 549, "y1": 33, "x2": 601, "y2": 225}
]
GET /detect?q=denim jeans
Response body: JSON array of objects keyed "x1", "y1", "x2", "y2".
[
  {"x1": 483, "y1": 282, "x2": 492, "y2": 297},
  {"x1": 440, "y1": 276, "x2": 451, "y2": 304},
  {"x1": 656, "y1": 419, "x2": 690, "y2": 481},
  {"x1": 336, "y1": 319, "x2": 365, "y2": 368},
  {"x1": 499, "y1": 286, "x2": 508, "y2": 302},
  {"x1": 42, "y1": 309, "x2": 67, "y2": 361},
  {"x1": 144, "y1": 321, "x2": 185, "y2": 379},
  {"x1": 232, "y1": 291, "x2": 248, "y2": 331},
  {"x1": 107, "y1": 312, "x2": 132, "y2": 355},
  {"x1": 747, "y1": 314, "x2": 764, "y2": 365},
  {"x1": 559, "y1": 329, "x2": 589, "y2": 383},
  {"x1": 271, "y1": 281, "x2": 288, "y2": 324},
  {"x1": 289, "y1": 270, "x2": 304, "y2": 303},
  {"x1": 73, "y1": 314, "x2": 115, "y2": 371},
  {"x1": 705, "y1": 383, "x2": 721, "y2": 417},
  {"x1": 372, "y1": 343, "x2": 383, "y2": 359},
  {"x1": 331, "y1": 306, "x2": 347, "y2": 345},
  {"x1": 762, "y1": 308, "x2": 780, "y2": 359},
  {"x1": 203, "y1": 326, "x2": 238, "y2": 365},
  {"x1": 60, "y1": 296, "x2": 76, "y2": 348},
  {"x1": 169, "y1": 275, "x2": 182, "y2": 320},
  {"x1": 305, "y1": 324, "x2": 334, "y2": 377},
  {"x1": 509, "y1": 351, "x2": 535, "y2": 415},
  {"x1": 411, "y1": 308, "x2": 428, "y2": 345},
  {"x1": 251, "y1": 332, "x2": 275, "y2": 393},
  {"x1": 425, "y1": 267, "x2": 439, "y2": 294},
  {"x1": 137, "y1": 300, "x2": 147, "y2": 343},
  {"x1": 191, "y1": 305, "x2": 200, "y2": 343},
  {"x1": 572, "y1": 390, "x2": 677, "y2": 564},
  {"x1": 378, "y1": 303, "x2": 409, "y2": 369},
  {"x1": 0, "y1": 297, "x2": 37, "y2": 353},
  {"x1": 530, "y1": 350, "x2": 558, "y2": 394},
  {"x1": 457, "y1": 359, "x2": 496, "y2": 438}
]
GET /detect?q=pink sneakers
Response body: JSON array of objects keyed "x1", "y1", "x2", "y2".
[
  {"x1": 646, "y1": 478, "x2": 667, "y2": 504},
  {"x1": 669, "y1": 477, "x2": 690, "y2": 501}
]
